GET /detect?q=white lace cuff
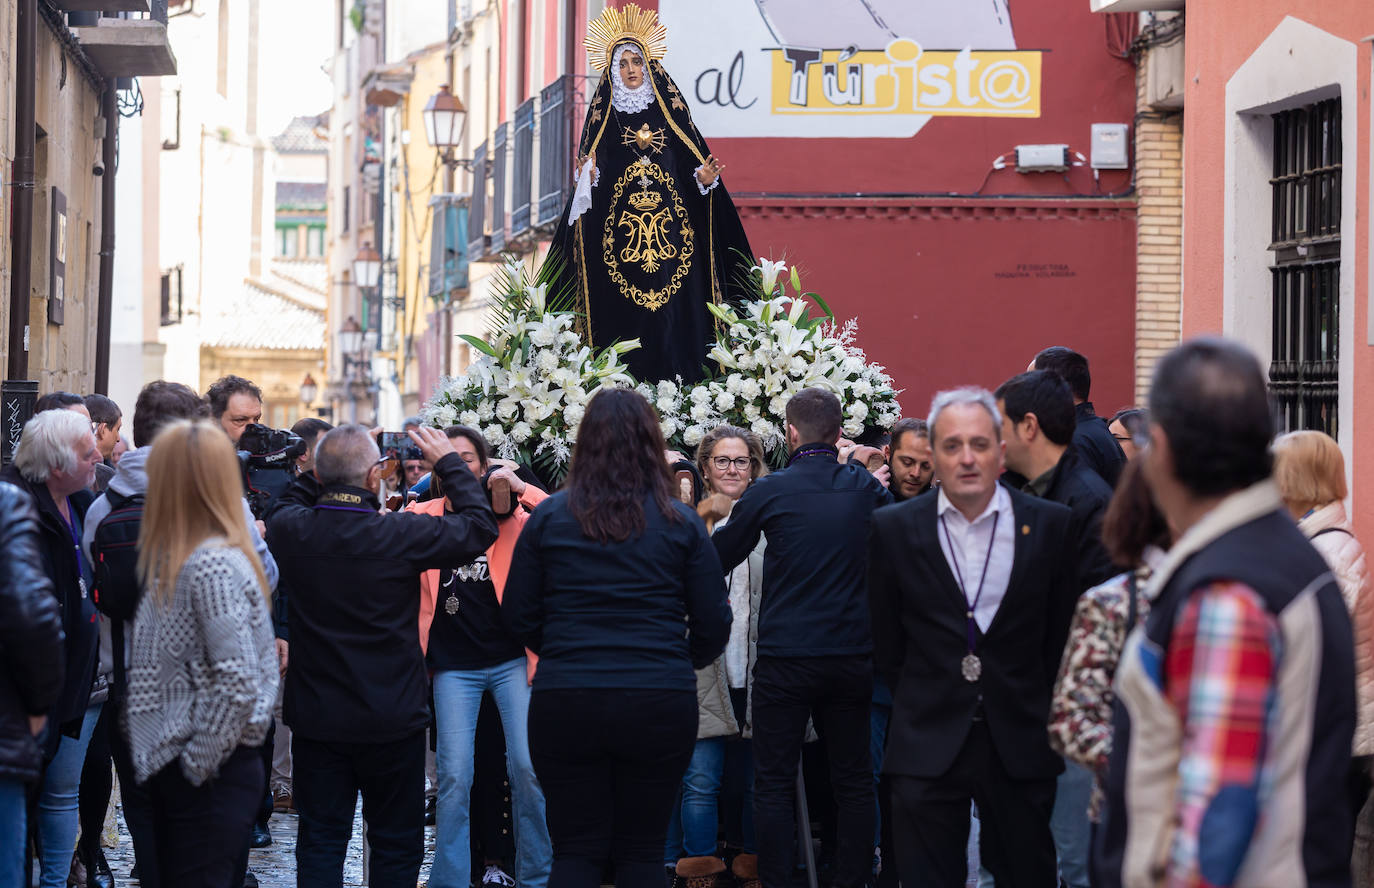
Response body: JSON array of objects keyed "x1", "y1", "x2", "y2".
[{"x1": 695, "y1": 165, "x2": 720, "y2": 195}]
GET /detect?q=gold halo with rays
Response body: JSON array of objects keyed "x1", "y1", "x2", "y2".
[{"x1": 584, "y1": 3, "x2": 668, "y2": 73}]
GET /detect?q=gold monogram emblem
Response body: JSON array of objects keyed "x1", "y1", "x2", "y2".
[{"x1": 602, "y1": 159, "x2": 694, "y2": 311}]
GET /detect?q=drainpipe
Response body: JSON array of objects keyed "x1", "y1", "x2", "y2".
[
  {"x1": 94, "y1": 86, "x2": 117, "y2": 394},
  {"x1": 2, "y1": 0, "x2": 38, "y2": 465},
  {"x1": 7, "y1": 0, "x2": 35, "y2": 381}
]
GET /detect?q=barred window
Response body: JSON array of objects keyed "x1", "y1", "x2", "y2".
[{"x1": 1269, "y1": 99, "x2": 1340, "y2": 438}]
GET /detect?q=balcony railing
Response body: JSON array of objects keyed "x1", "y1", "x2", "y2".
[
  {"x1": 490, "y1": 122, "x2": 509, "y2": 255},
  {"x1": 467, "y1": 142, "x2": 489, "y2": 264},
  {"x1": 510, "y1": 98, "x2": 535, "y2": 238},
  {"x1": 537, "y1": 76, "x2": 576, "y2": 228}
]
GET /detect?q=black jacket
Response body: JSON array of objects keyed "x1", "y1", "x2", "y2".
[
  {"x1": 266, "y1": 452, "x2": 498, "y2": 744},
  {"x1": 713, "y1": 445, "x2": 892, "y2": 658},
  {"x1": 0, "y1": 483, "x2": 64, "y2": 783},
  {"x1": 1036, "y1": 447, "x2": 1118, "y2": 592},
  {"x1": 1072, "y1": 402, "x2": 1126, "y2": 488},
  {"x1": 869, "y1": 488, "x2": 1077, "y2": 780},
  {"x1": 502, "y1": 492, "x2": 731, "y2": 690},
  {"x1": 0, "y1": 466, "x2": 98, "y2": 749}
]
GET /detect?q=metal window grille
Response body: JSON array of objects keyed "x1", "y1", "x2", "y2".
[
  {"x1": 511, "y1": 98, "x2": 535, "y2": 237},
  {"x1": 1269, "y1": 99, "x2": 1340, "y2": 438},
  {"x1": 491, "y1": 122, "x2": 509, "y2": 254}
]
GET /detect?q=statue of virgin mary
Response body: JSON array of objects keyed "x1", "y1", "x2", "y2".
[{"x1": 546, "y1": 4, "x2": 754, "y2": 384}]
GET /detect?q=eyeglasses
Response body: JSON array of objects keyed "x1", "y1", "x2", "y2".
[
  {"x1": 1111, "y1": 434, "x2": 1132, "y2": 443},
  {"x1": 711, "y1": 456, "x2": 752, "y2": 472}
]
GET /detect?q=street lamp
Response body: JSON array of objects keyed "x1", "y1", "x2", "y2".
[
  {"x1": 299, "y1": 373, "x2": 318, "y2": 406},
  {"x1": 423, "y1": 84, "x2": 472, "y2": 170},
  {"x1": 353, "y1": 243, "x2": 381, "y2": 290},
  {"x1": 338, "y1": 315, "x2": 364, "y2": 361}
]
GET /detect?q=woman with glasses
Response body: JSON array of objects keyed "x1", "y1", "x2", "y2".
[
  {"x1": 1107, "y1": 408, "x2": 1148, "y2": 461},
  {"x1": 503, "y1": 389, "x2": 730, "y2": 888},
  {"x1": 665, "y1": 426, "x2": 768, "y2": 888}
]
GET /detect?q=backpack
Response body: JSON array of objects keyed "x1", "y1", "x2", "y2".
[
  {"x1": 91, "y1": 488, "x2": 145, "y2": 622},
  {"x1": 91, "y1": 488, "x2": 145, "y2": 700}
]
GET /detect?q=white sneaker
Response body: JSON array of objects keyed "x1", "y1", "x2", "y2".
[{"x1": 482, "y1": 865, "x2": 516, "y2": 888}]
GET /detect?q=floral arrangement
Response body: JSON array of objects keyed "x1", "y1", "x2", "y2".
[
  {"x1": 649, "y1": 259, "x2": 902, "y2": 466},
  {"x1": 422, "y1": 256, "x2": 902, "y2": 482},
  {"x1": 420, "y1": 260, "x2": 638, "y2": 482}
]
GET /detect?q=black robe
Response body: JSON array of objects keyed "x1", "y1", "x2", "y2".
[{"x1": 547, "y1": 52, "x2": 754, "y2": 384}]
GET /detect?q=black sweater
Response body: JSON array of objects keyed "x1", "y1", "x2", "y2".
[
  {"x1": 502, "y1": 492, "x2": 731, "y2": 691},
  {"x1": 712, "y1": 445, "x2": 892, "y2": 658}
]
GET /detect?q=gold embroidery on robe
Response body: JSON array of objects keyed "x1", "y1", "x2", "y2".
[{"x1": 602, "y1": 158, "x2": 695, "y2": 312}]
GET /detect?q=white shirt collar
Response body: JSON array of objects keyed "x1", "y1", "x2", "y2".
[{"x1": 936, "y1": 484, "x2": 1009, "y2": 527}]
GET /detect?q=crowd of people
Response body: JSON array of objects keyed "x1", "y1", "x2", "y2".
[{"x1": 0, "y1": 337, "x2": 1370, "y2": 888}]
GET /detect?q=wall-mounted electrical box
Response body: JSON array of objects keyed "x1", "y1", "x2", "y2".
[
  {"x1": 1015, "y1": 144, "x2": 1069, "y2": 172},
  {"x1": 1091, "y1": 123, "x2": 1130, "y2": 169}
]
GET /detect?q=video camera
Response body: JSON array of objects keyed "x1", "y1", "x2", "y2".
[{"x1": 237, "y1": 423, "x2": 307, "y2": 520}]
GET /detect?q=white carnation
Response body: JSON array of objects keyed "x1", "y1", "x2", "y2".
[
  {"x1": 484, "y1": 424, "x2": 507, "y2": 445},
  {"x1": 459, "y1": 410, "x2": 480, "y2": 427},
  {"x1": 564, "y1": 403, "x2": 585, "y2": 428},
  {"x1": 432, "y1": 404, "x2": 458, "y2": 427},
  {"x1": 740, "y1": 379, "x2": 761, "y2": 401},
  {"x1": 843, "y1": 419, "x2": 864, "y2": 438},
  {"x1": 714, "y1": 390, "x2": 736, "y2": 412},
  {"x1": 661, "y1": 418, "x2": 678, "y2": 438},
  {"x1": 743, "y1": 403, "x2": 762, "y2": 422},
  {"x1": 789, "y1": 356, "x2": 809, "y2": 377},
  {"x1": 689, "y1": 385, "x2": 712, "y2": 406},
  {"x1": 848, "y1": 401, "x2": 870, "y2": 422},
  {"x1": 656, "y1": 396, "x2": 677, "y2": 415},
  {"x1": 751, "y1": 418, "x2": 778, "y2": 441},
  {"x1": 510, "y1": 421, "x2": 533, "y2": 443},
  {"x1": 657, "y1": 379, "x2": 678, "y2": 398},
  {"x1": 768, "y1": 395, "x2": 789, "y2": 418},
  {"x1": 683, "y1": 425, "x2": 705, "y2": 447},
  {"x1": 477, "y1": 401, "x2": 495, "y2": 421},
  {"x1": 536, "y1": 349, "x2": 559, "y2": 372},
  {"x1": 726, "y1": 374, "x2": 745, "y2": 394},
  {"x1": 495, "y1": 399, "x2": 519, "y2": 422},
  {"x1": 689, "y1": 403, "x2": 711, "y2": 422}
]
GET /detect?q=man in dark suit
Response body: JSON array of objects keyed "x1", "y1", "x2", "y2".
[
  {"x1": 1032, "y1": 346, "x2": 1126, "y2": 487},
  {"x1": 868, "y1": 387, "x2": 1077, "y2": 888},
  {"x1": 995, "y1": 370, "x2": 1116, "y2": 888}
]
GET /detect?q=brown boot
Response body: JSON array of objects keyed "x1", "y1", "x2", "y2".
[
  {"x1": 676, "y1": 856, "x2": 727, "y2": 888},
  {"x1": 731, "y1": 853, "x2": 760, "y2": 888}
]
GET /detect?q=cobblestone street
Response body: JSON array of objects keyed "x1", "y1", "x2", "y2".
[{"x1": 103, "y1": 802, "x2": 437, "y2": 887}]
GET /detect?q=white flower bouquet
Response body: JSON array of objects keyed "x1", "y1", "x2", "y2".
[
  {"x1": 420, "y1": 256, "x2": 901, "y2": 483},
  {"x1": 675, "y1": 260, "x2": 903, "y2": 466},
  {"x1": 421, "y1": 260, "x2": 637, "y2": 483}
]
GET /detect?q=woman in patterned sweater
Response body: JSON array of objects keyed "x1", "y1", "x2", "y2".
[
  {"x1": 124, "y1": 420, "x2": 279, "y2": 887},
  {"x1": 1049, "y1": 458, "x2": 1171, "y2": 822}
]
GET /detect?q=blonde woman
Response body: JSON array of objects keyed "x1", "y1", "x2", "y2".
[
  {"x1": 1272, "y1": 431, "x2": 1373, "y2": 841},
  {"x1": 124, "y1": 420, "x2": 278, "y2": 887}
]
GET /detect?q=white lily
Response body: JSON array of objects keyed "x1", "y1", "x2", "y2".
[{"x1": 752, "y1": 259, "x2": 788, "y2": 296}]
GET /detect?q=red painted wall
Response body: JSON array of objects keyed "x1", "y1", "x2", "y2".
[
  {"x1": 1180, "y1": 6, "x2": 1373, "y2": 545},
  {"x1": 597, "y1": 0, "x2": 1138, "y2": 415}
]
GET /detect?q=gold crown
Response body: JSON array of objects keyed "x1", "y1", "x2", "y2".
[
  {"x1": 585, "y1": 3, "x2": 668, "y2": 72},
  {"x1": 629, "y1": 188, "x2": 663, "y2": 211}
]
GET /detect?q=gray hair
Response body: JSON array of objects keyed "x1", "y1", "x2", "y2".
[
  {"x1": 313, "y1": 424, "x2": 380, "y2": 488},
  {"x1": 927, "y1": 387, "x2": 1003, "y2": 443},
  {"x1": 13, "y1": 408, "x2": 91, "y2": 482}
]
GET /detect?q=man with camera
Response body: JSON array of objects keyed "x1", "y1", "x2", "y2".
[{"x1": 265, "y1": 424, "x2": 499, "y2": 888}]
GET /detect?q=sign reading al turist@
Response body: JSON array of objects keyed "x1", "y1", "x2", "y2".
[{"x1": 660, "y1": 0, "x2": 1043, "y2": 139}]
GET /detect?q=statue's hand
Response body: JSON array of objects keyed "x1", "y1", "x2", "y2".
[{"x1": 696, "y1": 154, "x2": 723, "y2": 187}]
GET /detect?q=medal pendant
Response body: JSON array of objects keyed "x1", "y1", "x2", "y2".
[
  {"x1": 961, "y1": 653, "x2": 982, "y2": 683},
  {"x1": 444, "y1": 594, "x2": 460, "y2": 616},
  {"x1": 79, "y1": 576, "x2": 88, "y2": 599}
]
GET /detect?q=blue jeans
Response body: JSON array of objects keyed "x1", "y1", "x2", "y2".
[
  {"x1": 870, "y1": 702, "x2": 890, "y2": 846},
  {"x1": 432, "y1": 660, "x2": 550, "y2": 888},
  {"x1": 37, "y1": 703, "x2": 101, "y2": 888},
  {"x1": 0, "y1": 778, "x2": 25, "y2": 888},
  {"x1": 1050, "y1": 760, "x2": 1093, "y2": 888}
]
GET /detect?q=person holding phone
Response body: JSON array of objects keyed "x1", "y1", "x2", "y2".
[
  {"x1": 264, "y1": 424, "x2": 498, "y2": 887},
  {"x1": 406, "y1": 425, "x2": 552, "y2": 888}
]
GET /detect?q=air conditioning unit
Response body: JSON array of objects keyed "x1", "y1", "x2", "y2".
[{"x1": 1143, "y1": 33, "x2": 1185, "y2": 110}]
